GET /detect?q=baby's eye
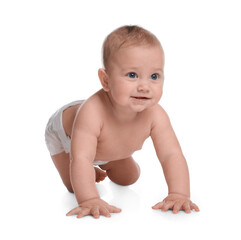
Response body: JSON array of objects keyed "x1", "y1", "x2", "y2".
[
  {"x1": 127, "y1": 72, "x2": 137, "y2": 78},
  {"x1": 151, "y1": 73, "x2": 159, "y2": 80}
]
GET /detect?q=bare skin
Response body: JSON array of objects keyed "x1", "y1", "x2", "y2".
[
  {"x1": 51, "y1": 45, "x2": 199, "y2": 219},
  {"x1": 52, "y1": 103, "x2": 108, "y2": 192},
  {"x1": 51, "y1": 151, "x2": 107, "y2": 193}
]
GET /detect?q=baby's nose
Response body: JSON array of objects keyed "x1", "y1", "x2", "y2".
[{"x1": 137, "y1": 81, "x2": 149, "y2": 92}]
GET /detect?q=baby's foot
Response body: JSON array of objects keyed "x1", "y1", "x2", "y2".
[{"x1": 95, "y1": 167, "x2": 107, "y2": 183}]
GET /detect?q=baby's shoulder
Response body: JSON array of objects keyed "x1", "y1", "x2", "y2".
[
  {"x1": 76, "y1": 91, "x2": 106, "y2": 123},
  {"x1": 145, "y1": 104, "x2": 168, "y2": 119},
  {"x1": 143, "y1": 104, "x2": 170, "y2": 130}
]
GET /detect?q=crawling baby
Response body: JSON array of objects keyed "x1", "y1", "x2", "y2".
[{"x1": 45, "y1": 25, "x2": 199, "y2": 218}]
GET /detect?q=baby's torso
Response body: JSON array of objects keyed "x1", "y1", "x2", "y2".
[
  {"x1": 63, "y1": 94, "x2": 153, "y2": 162},
  {"x1": 95, "y1": 115, "x2": 151, "y2": 161}
]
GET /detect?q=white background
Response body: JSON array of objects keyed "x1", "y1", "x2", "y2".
[{"x1": 1, "y1": 0, "x2": 241, "y2": 239}]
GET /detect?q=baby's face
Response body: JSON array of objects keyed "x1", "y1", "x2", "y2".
[{"x1": 106, "y1": 45, "x2": 165, "y2": 112}]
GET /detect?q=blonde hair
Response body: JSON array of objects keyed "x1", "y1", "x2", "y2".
[{"x1": 102, "y1": 25, "x2": 161, "y2": 70}]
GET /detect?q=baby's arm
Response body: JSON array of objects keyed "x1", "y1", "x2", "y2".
[
  {"x1": 150, "y1": 106, "x2": 199, "y2": 213},
  {"x1": 66, "y1": 105, "x2": 121, "y2": 218}
]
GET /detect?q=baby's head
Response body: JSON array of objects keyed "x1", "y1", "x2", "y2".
[
  {"x1": 99, "y1": 25, "x2": 165, "y2": 113},
  {"x1": 102, "y1": 25, "x2": 163, "y2": 71}
]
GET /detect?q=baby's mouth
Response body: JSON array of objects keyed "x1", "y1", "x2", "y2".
[{"x1": 131, "y1": 96, "x2": 150, "y2": 100}]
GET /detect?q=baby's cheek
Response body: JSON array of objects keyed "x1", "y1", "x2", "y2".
[
  {"x1": 155, "y1": 88, "x2": 163, "y2": 101},
  {"x1": 114, "y1": 85, "x2": 129, "y2": 99},
  {"x1": 110, "y1": 89, "x2": 126, "y2": 104}
]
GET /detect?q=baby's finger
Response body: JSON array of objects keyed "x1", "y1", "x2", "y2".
[
  {"x1": 108, "y1": 205, "x2": 122, "y2": 213},
  {"x1": 100, "y1": 207, "x2": 111, "y2": 218},
  {"x1": 161, "y1": 201, "x2": 174, "y2": 212},
  {"x1": 183, "y1": 202, "x2": 191, "y2": 214},
  {"x1": 152, "y1": 201, "x2": 164, "y2": 209},
  {"x1": 66, "y1": 207, "x2": 81, "y2": 216},
  {"x1": 77, "y1": 208, "x2": 90, "y2": 219},
  {"x1": 90, "y1": 207, "x2": 100, "y2": 219},
  {"x1": 190, "y1": 202, "x2": 200, "y2": 212},
  {"x1": 173, "y1": 201, "x2": 183, "y2": 214}
]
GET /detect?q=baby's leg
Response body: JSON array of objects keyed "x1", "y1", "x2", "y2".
[
  {"x1": 51, "y1": 152, "x2": 107, "y2": 192},
  {"x1": 51, "y1": 152, "x2": 73, "y2": 192},
  {"x1": 99, "y1": 157, "x2": 140, "y2": 186}
]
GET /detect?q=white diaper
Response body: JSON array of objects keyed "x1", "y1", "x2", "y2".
[{"x1": 44, "y1": 100, "x2": 108, "y2": 166}]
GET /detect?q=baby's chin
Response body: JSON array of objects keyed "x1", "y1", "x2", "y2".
[{"x1": 130, "y1": 105, "x2": 149, "y2": 113}]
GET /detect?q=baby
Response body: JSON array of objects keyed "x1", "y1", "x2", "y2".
[{"x1": 45, "y1": 25, "x2": 199, "y2": 219}]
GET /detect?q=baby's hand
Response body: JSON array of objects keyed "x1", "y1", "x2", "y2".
[
  {"x1": 66, "y1": 198, "x2": 121, "y2": 219},
  {"x1": 152, "y1": 193, "x2": 199, "y2": 214}
]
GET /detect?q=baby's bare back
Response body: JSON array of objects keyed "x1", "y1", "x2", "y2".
[{"x1": 63, "y1": 91, "x2": 153, "y2": 162}]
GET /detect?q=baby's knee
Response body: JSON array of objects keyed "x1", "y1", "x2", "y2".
[
  {"x1": 122, "y1": 170, "x2": 140, "y2": 186},
  {"x1": 130, "y1": 162, "x2": 140, "y2": 183},
  {"x1": 65, "y1": 184, "x2": 74, "y2": 193},
  {"x1": 127, "y1": 162, "x2": 140, "y2": 185},
  {"x1": 116, "y1": 170, "x2": 140, "y2": 186},
  {"x1": 67, "y1": 188, "x2": 74, "y2": 193},
  {"x1": 107, "y1": 161, "x2": 140, "y2": 186}
]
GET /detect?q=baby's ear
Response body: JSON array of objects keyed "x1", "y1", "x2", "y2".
[{"x1": 98, "y1": 68, "x2": 110, "y2": 92}]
